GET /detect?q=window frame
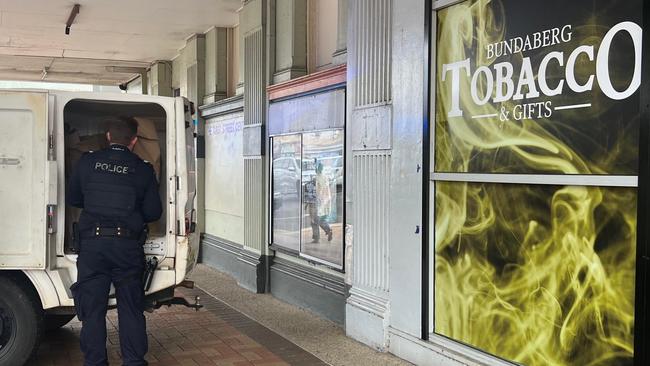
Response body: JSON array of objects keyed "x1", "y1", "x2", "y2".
[{"x1": 269, "y1": 128, "x2": 346, "y2": 271}]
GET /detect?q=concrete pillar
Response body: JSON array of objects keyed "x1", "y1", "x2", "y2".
[
  {"x1": 149, "y1": 61, "x2": 173, "y2": 97},
  {"x1": 236, "y1": 18, "x2": 245, "y2": 95},
  {"x1": 332, "y1": 0, "x2": 348, "y2": 65},
  {"x1": 346, "y1": 0, "x2": 393, "y2": 351},
  {"x1": 204, "y1": 27, "x2": 229, "y2": 104},
  {"x1": 272, "y1": 0, "x2": 307, "y2": 83},
  {"x1": 140, "y1": 72, "x2": 148, "y2": 94},
  {"x1": 184, "y1": 34, "x2": 207, "y2": 107},
  {"x1": 239, "y1": 0, "x2": 270, "y2": 293}
]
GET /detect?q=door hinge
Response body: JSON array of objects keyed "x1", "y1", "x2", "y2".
[
  {"x1": 46, "y1": 205, "x2": 56, "y2": 234},
  {"x1": 48, "y1": 134, "x2": 55, "y2": 160},
  {"x1": 176, "y1": 220, "x2": 181, "y2": 235}
]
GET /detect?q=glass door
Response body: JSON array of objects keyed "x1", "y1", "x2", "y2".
[{"x1": 271, "y1": 129, "x2": 345, "y2": 269}]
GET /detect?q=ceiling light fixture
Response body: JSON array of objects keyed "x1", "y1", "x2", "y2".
[{"x1": 65, "y1": 4, "x2": 81, "y2": 35}]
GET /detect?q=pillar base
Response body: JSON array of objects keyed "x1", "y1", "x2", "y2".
[
  {"x1": 202, "y1": 91, "x2": 228, "y2": 105},
  {"x1": 346, "y1": 287, "x2": 390, "y2": 350},
  {"x1": 273, "y1": 67, "x2": 308, "y2": 84},
  {"x1": 332, "y1": 48, "x2": 347, "y2": 66}
]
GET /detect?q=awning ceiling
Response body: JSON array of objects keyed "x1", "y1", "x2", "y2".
[{"x1": 0, "y1": 0, "x2": 240, "y2": 85}]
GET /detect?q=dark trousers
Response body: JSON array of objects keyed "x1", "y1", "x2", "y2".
[
  {"x1": 308, "y1": 203, "x2": 331, "y2": 239},
  {"x1": 71, "y1": 238, "x2": 147, "y2": 366}
]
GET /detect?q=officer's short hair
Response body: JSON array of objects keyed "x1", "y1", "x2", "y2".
[{"x1": 105, "y1": 117, "x2": 138, "y2": 145}]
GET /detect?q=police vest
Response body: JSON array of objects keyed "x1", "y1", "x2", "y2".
[{"x1": 83, "y1": 147, "x2": 138, "y2": 218}]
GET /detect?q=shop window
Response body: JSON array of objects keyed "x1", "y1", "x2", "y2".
[
  {"x1": 430, "y1": 0, "x2": 641, "y2": 365},
  {"x1": 272, "y1": 134, "x2": 302, "y2": 252},
  {"x1": 301, "y1": 131, "x2": 344, "y2": 265},
  {"x1": 271, "y1": 129, "x2": 344, "y2": 268}
]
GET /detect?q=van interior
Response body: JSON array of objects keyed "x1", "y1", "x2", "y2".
[{"x1": 63, "y1": 99, "x2": 168, "y2": 254}]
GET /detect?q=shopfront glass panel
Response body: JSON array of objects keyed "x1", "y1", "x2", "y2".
[
  {"x1": 272, "y1": 134, "x2": 302, "y2": 251},
  {"x1": 434, "y1": 181, "x2": 636, "y2": 366},
  {"x1": 432, "y1": 0, "x2": 642, "y2": 365},
  {"x1": 434, "y1": 0, "x2": 641, "y2": 176},
  {"x1": 300, "y1": 130, "x2": 344, "y2": 266}
]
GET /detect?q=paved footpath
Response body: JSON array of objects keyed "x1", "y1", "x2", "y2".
[{"x1": 31, "y1": 287, "x2": 327, "y2": 366}]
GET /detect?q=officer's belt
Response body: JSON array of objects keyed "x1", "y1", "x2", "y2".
[{"x1": 81, "y1": 226, "x2": 140, "y2": 240}]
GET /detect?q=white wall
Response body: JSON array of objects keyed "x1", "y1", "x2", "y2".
[{"x1": 204, "y1": 111, "x2": 245, "y2": 244}]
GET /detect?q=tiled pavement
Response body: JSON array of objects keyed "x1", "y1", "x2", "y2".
[{"x1": 31, "y1": 287, "x2": 327, "y2": 366}]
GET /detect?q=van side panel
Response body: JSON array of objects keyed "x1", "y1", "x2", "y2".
[
  {"x1": 22, "y1": 270, "x2": 61, "y2": 309},
  {"x1": 0, "y1": 91, "x2": 48, "y2": 269}
]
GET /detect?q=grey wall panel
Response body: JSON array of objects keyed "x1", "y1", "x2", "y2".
[
  {"x1": 352, "y1": 151, "x2": 391, "y2": 292},
  {"x1": 244, "y1": 158, "x2": 265, "y2": 251},
  {"x1": 268, "y1": 89, "x2": 345, "y2": 136},
  {"x1": 354, "y1": 0, "x2": 392, "y2": 107},
  {"x1": 270, "y1": 257, "x2": 346, "y2": 324},
  {"x1": 243, "y1": 124, "x2": 263, "y2": 156},
  {"x1": 200, "y1": 234, "x2": 261, "y2": 293},
  {"x1": 388, "y1": 0, "x2": 426, "y2": 338},
  {"x1": 350, "y1": 104, "x2": 392, "y2": 150},
  {"x1": 200, "y1": 234, "x2": 244, "y2": 280}
]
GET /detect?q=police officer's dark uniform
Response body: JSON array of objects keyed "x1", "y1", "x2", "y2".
[{"x1": 67, "y1": 118, "x2": 162, "y2": 366}]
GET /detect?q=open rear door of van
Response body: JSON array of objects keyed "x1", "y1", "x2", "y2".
[
  {"x1": 0, "y1": 91, "x2": 49, "y2": 269},
  {"x1": 174, "y1": 97, "x2": 199, "y2": 279}
]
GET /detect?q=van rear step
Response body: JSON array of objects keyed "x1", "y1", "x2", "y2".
[{"x1": 149, "y1": 295, "x2": 202, "y2": 312}]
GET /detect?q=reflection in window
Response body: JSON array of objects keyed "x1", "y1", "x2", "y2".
[
  {"x1": 272, "y1": 135, "x2": 302, "y2": 251},
  {"x1": 301, "y1": 130, "x2": 344, "y2": 266},
  {"x1": 271, "y1": 130, "x2": 345, "y2": 268}
]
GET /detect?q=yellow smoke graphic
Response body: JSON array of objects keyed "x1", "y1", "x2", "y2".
[{"x1": 434, "y1": 1, "x2": 637, "y2": 365}]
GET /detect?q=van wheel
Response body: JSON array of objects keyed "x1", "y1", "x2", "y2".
[
  {"x1": 0, "y1": 277, "x2": 43, "y2": 366},
  {"x1": 44, "y1": 314, "x2": 76, "y2": 332}
]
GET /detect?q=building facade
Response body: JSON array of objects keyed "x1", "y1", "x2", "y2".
[{"x1": 129, "y1": 0, "x2": 650, "y2": 365}]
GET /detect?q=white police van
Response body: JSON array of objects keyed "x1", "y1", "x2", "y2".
[{"x1": 0, "y1": 90, "x2": 200, "y2": 365}]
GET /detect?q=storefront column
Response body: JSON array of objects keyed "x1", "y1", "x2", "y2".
[
  {"x1": 385, "y1": 0, "x2": 429, "y2": 361},
  {"x1": 332, "y1": 0, "x2": 348, "y2": 65},
  {"x1": 148, "y1": 61, "x2": 173, "y2": 97},
  {"x1": 204, "y1": 27, "x2": 229, "y2": 105},
  {"x1": 240, "y1": 0, "x2": 269, "y2": 293},
  {"x1": 345, "y1": 0, "x2": 392, "y2": 350},
  {"x1": 272, "y1": 0, "x2": 307, "y2": 83}
]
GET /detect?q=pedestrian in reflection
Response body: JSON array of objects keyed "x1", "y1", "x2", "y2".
[{"x1": 305, "y1": 162, "x2": 332, "y2": 243}]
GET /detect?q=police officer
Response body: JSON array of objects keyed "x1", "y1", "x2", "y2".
[{"x1": 67, "y1": 116, "x2": 162, "y2": 366}]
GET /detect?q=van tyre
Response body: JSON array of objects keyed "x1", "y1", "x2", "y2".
[
  {"x1": 44, "y1": 314, "x2": 75, "y2": 332},
  {"x1": 0, "y1": 277, "x2": 43, "y2": 366}
]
